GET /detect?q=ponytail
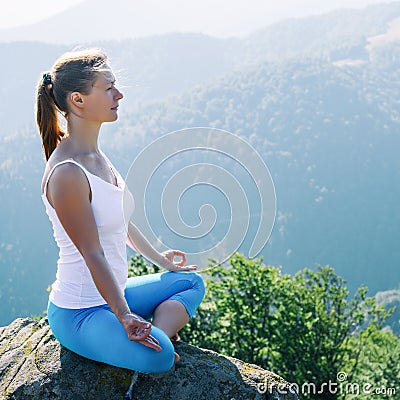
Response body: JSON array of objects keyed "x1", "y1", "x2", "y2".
[{"x1": 36, "y1": 73, "x2": 65, "y2": 161}]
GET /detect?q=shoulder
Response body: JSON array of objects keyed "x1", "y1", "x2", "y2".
[
  {"x1": 44, "y1": 159, "x2": 91, "y2": 207},
  {"x1": 49, "y1": 161, "x2": 88, "y2": 187}
]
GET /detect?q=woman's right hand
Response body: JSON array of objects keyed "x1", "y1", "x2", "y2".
[{"x1": 119, "y1": 312, "x2": 162, "y2": 352}]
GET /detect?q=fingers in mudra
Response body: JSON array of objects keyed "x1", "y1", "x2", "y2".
[
  {"x1": 130, "y1": 326, "x2": 149, "y2": 340},
  {"x1": 162, "y1": 249, "x2": 197, "y2": 271}
]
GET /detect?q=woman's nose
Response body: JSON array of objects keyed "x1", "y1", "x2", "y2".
[{"x1": 115, "y1": 88, "x2": 123, "y2": 100}]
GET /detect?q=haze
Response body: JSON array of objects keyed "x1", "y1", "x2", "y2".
[{"x1": 0, "y1": 0, "x2": 394, "y2": 40}]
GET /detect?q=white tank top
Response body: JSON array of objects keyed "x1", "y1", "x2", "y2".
[{"x1": 41, "y1": 153, "x2": 134, "y2": 309}]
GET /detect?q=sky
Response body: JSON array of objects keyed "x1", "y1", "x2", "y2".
[
  {"x1": 0, "y1": 0, "x2": 84, "y2": 29},
  {"x1": 0, "y1": 0, "x2": 394, "y2": 31}
]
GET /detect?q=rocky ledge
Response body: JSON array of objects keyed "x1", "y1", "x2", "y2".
[{"x1": 0, "y1": 318, "x2": 299, "y2": 400}]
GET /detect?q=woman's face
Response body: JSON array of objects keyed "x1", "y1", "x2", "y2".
[{"x1": 79, "y1": 67, "x2": 124, "y2": 123}]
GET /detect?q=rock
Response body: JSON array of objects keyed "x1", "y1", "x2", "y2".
[{"x1": 0, "y1": 318, "x2": 300, "y2": 400}]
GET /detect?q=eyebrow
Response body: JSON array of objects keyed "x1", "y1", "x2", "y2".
[
  {"x1": 93, "y1": 79, "x2": 116, "y2": 88},
  {"x1": 103, "y1": 79, "x2": 116, "y2": 87}
]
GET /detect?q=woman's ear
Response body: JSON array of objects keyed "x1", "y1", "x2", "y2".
[{"x1": 70, "y1": 92, "x2": 84, "y2": 108}]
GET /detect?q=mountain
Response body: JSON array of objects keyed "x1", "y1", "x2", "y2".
[
  {"x1": 0, "y1": 0, "x2": 395, "y2": 44},
  {"x1": 0, "y1": 34, "x2": 239, "y2": 135},
  {"x1": 106, "y1": 54, "x2": 400, "y2": 289},
  {"x1": 2, "y1": 2, "x2": 400, "y2": 136},
  {"x1": 241, "y1": 1, "x2": 400, "y2": 63},
  {"x1": 1, "y1": 2, "x2": 400, "y2": 326}
]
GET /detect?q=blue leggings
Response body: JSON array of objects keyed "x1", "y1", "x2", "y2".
[{"x1": 47, "y1": 271, "x2": 205, "y2": 374}]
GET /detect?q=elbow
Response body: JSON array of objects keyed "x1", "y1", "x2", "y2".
[{"x1": 82, "y1": 247, "x2": 106, "y2": 266}]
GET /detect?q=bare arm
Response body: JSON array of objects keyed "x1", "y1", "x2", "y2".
[
  {"x1": 126, "y1": 221, "x2": 197, "y2": 272},
  {"x1": 47, "y1": 164, "x2": 161, "y2": 351}
]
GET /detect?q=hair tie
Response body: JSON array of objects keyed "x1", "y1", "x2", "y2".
[{"x1": 43, "y1": 72, "x2": 52, "y2": 86}]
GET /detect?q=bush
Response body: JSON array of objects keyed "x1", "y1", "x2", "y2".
[{"x1": 128, "y1": 252, "x2": 396, "y2": 400}]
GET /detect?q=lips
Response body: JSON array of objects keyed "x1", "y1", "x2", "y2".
[{"x1": 111, "y1": 105, "x2": 119, "y2": 110}]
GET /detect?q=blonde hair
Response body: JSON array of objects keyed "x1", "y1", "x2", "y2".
[{"x1": 36, "y1": 49, "x2": 108, "y2": 160}]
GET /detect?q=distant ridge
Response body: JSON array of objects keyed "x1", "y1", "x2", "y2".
[{"x1": 0, "y1": 0, "x2": 396, "y2": 44}]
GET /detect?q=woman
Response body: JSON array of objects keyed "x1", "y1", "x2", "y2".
[{"x1": 36, "y1": 48, "x2": 205, "y2": 374}]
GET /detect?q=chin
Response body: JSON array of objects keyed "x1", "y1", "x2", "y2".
[{"x1": 106, "y1": 115, "x2": 118, "y2": 122}]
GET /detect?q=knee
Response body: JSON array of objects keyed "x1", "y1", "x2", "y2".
[
  {"x1": 140, "y1": 329, "x2": 175, "y2": 374},
  {"x1": 184, "y1": 272, "x2": 206, "y2": 317},
  {"x1": 143, "y1": 350, "x2": 174, "y2": 374},
  {"x1": 191, "y1": 272, "x2": 206, "y2": 300},
  {"x1": 171, "y1": 270, "x2": 206, "y2": 299}
]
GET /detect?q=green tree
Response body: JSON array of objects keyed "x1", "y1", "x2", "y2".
[
  {"x1": 179, "y1": 253, "x2": 393, "y2": 400},
  {"x1": 271, "y1": 267, "x2": 391, "y2": 399},
  {"x1": 182, "y1": 253, "x2": 282, "y2": 365},
  {"x1": 128, "y1": 253, "x2": 395, "y2": 400},
  {"x1": 343, "y1": 327, "x2": 400, "y2": 400}
]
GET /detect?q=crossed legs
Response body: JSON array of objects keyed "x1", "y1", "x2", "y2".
[
  {"x1": 47, "y1": 271, "x2": 205, "y2": 373},
  {"x1": 152, "y1": 299, "x2": 190, "y2": 338},
  {"x1": 124, "y1": 271, "x2": 205, "y2": 365},
  {"x1": 151, "y1": 299, "x2": 190, "y2": 361}
]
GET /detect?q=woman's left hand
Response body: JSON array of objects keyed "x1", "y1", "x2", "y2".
[{"x1": 161, "y1": 249, "x2": 197, "y2": 272}]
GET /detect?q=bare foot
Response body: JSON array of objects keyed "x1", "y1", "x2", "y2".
[
  {"x1": 170, "y1": 333, "x2": 180, "y2": 342},
  {"x1": 174, "y1": 352, "x2": 180, "y2": 362}
]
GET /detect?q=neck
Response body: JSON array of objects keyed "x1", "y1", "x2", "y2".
[{"x1": 66, "y1": 115, "x2": 102, "y2": 154}]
